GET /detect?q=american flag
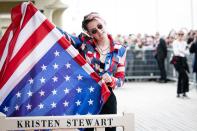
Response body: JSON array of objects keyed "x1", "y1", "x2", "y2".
[{"x1": 0, "y1": 2, "x2": 110, "y2": 117}]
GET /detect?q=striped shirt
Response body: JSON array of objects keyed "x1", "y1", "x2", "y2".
[{"x1": 59, "y1": 30, "x2": 127, "y2": 88}]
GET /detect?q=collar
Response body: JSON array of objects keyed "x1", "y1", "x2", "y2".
[
  {"x1": 92, "y1": 34, "x2": 116, "y2": 53},
  {"x1": 80, "y1": 33, "x2": 121, "y2": 53}
]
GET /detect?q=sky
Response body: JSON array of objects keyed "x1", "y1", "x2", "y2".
[{"x1": 61, "y1": 0, "x2": 196, "y2": 36}]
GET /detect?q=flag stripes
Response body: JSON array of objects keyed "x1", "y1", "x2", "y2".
[
  {"x1": 0, "y1": 28, "x2": 63, "y2": 104},
  {"x1": 0, "y1": 2, "x2": 110, "y2": 117}
]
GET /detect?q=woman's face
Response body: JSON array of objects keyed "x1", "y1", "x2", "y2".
[
  {"x1": 177, "y1": 31, "x2": 185, "y2": 41},
  {"x1": 86, "y1": 19, "x2": 107, "y2": 41}
]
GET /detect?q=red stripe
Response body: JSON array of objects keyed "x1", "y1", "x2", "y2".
[
  {"x1": 0, "y1": 25, "x2": 13, "y2": 59},
  {"x1": 0, "y1": 3, "x2": 38, "y2": 85},
  {"x1": 58, "y1": 37, "x2": 71, "y2": 50},
  {"x1": 101, "y1": 83, "x2": 110, "y2": 103},
  {"x1": 0, "y1": 3, "x2": 23, "y2": 79},
  {"x1": 0, "y1": 26, "x2": 21, "y2": 83},
  {"x1": 117, "y1": 64, "x2": 124, "y2": 67},
  {"x1": 90, "y1": 72, "x2": 100, "y2": 83},
  {"x1": 0, "y1": 20, "x2": 54, "y2": 89},
  {"x1": 58, "y1": 37, "x2": 90, "y2": 75},
  {"x1": 11, "y1": 3, "x2": 37, "y2": 30},
  {"x1": 114, "y1": 72, "x2": 124, "y2": 78},
  {"x1": 74, "y1": 54, "x2": 86, "y2": 66},
  {"x1": 20, "y1": 3, "x2": 37, "y2": 29},
  {"x1": 10, "y1": 3, "x2": 23, "y2": 29}
]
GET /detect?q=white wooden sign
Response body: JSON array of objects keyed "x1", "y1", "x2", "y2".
[{"x1": 0, "y1": 112, "x2": 134, "y2": 131}]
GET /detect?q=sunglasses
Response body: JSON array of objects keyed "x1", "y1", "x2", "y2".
[
  {"x1": 90, "y1": 24, "x2": 103, "y2": 34},
  {"x1": 178, "y1": 33, "x2": 184, "y2": 36}
]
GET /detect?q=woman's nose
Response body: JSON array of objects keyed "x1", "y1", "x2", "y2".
[{"x1": 97, "y1": 28, "x2": 103, "y2": 34}]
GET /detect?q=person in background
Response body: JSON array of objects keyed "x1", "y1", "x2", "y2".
[
  {"x1": 189, "y1": 30, "x2": 197, "y2": 82},
  {"x1": 172, "y1": 30, "x2": 190, "y2": 97},
  {"x1": 155, "y1": 37, "x2": 167, "y2": 83},
  {"x1": 60, "y1": 12, "x2": 127, "y2": 131},
  {"x1": 187, "y1": 30, "x2": 195, "y2": 45}
]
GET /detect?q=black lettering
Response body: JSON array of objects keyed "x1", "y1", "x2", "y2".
[
  {"x1": 41, "y1": 120, "x2": 47, "y2": 127},
  {"x1": 95, "y1": 119, "x2": 100, "y2": 126},
  {"x1": 72, "y1": 119, "x2": 78, "y2": 126},
  {"x1": 108, "y1": 118, "x2": 113, "y2": 125},
  {"x1": 101, "y1": 119, "x2": 107, "y2": 126},
  {"x1": 48, "y1": 120, "x2": 53, "y2": 127},
  {"x1": 86, "y1": 119, "x2": 93, "y2": 126},
  {"x1": 79, "y1": 119, "x2": 84, "y2": 126},
  {"x1": 54, "y1": 120, "x2": 60, "y2": 127},
  {"x1": 17, "y1": 121, "x2": 23, "y2": 128},
  {"x1": 25, "y1": 120, "x2": 30, "y2": 127},
  {"x1": 35, "y1": 120, "x2": 40, "y2": 127},
  {"x1": 66, "y1": 119, "x2": 71, "y2": 127},
  {"x1": 32, "y1": 120, "x2": 35, "y2": 127}
]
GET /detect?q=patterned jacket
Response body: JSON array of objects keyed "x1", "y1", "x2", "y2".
[{"x1": 60, "y1": 30, "x2": 127, "y2": 89}]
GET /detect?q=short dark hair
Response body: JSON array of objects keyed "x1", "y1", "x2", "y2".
[{"x1": 82, "y1": 12, "x2": 100, "y2": 32}]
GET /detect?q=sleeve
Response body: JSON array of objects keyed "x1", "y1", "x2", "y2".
[
  {"x1": 189, "y1": 42, "x2": 196, "y2": 53},
  {"x1": 108, "y1": 46, "x2": 127, "y2": 88},
  {"x1": 161, "y1": 39, "x2": 167, "y2": 57},
  {"x1": 57, "y1": 27, "x2": 82, "y2": 48}
]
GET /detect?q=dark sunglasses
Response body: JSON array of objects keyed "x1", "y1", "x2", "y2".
[
  {"x1": 90, "y1": 24, "x2": 103, "y2": 34},
  {"x1": 178, "y1": 33, "x2": 184, "y2": 36}
]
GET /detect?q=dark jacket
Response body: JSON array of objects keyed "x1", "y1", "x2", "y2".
[
  {"x1": 189, "y1": 41, "x2": 197, "y2": 72},
  {"x1": 155, "y1": 38, "x2": 167, "y2": 59}
]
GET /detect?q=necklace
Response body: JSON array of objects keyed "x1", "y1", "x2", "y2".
[{"x1": 97, "y1": 45, "x2": 110, "y2": 55}]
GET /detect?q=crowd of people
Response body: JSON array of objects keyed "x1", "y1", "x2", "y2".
[{"x1": 114, "y1": 29, "x2": 197, "y2": 98}]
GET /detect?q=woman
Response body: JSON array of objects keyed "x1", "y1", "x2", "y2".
[
  {"x1": 172, "y1": 30, "x2": 190, "y2": 97},
  {"x1": 60, "y1": 12, "x2": 127, "y2": 131}
]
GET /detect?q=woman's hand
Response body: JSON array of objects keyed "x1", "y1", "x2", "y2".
[{"x1": 102, "y1": 73, "x2": 112, "y2": 83}]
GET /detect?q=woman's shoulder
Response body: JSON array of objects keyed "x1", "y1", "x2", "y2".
[
  {"x1": 113, "y1": 41, "x2": 127, "y2": 55},
  {"x1": 78, "y1": 33, "x2": 92, "y2": 43}
]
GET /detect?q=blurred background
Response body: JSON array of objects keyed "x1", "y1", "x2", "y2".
[{"x1": 0, "y1": 0, "x2": 197, "y2": 37}]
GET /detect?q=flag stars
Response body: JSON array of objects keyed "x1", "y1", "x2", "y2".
[
  {"x1": 54, "y1": 50, "x2": 60, "y2": 57},
  {"x1": 28, "y1": 78, "x2": 34, "y2": 84},
  {"x1": 16, "y1": 92, "x2": 21, "y2": 98},
  {"x1": 26, "y1": 103, "x2": 32, "y2": 110},
  {"x1": 65, "y1": 62, "x2": 71, "y2": 69},
  {"x1": 3, "y1": 106, "x2": 9, "y2": 112},
  {"x1": 40, "y1": 77, "x2": 46, "y2": 84},
  {"x1": 64, "y1": 75, "x2": 70, "y2": 81},
  {"x1": 63, "y1": 100, "x2": 69, "y2": 107},
  {"x1": 75, "y1": 113, "x2": 80, "y2": 115},
  {"x1": 75, "y1": 100, "x2": 81, "y2": 106},
  {"x1": 52, "y1": 89, "x2": 57, "y2": 95},
  {"x1": 87, "y1": 112, "x2": 92, "y2": 115},
  {"x1": 64, "y1": 88, "x2": 69, "y2": 94},
  {"x1": 89, "y1": 86, "x2": 95, "y2": 93},
  {"x1": 77, "y1": 74, "x2": 83, "y2": 80},
  {"x1": 51, "y1": 102, "x2": 57, "y2": 108},
  {"x1": 53, "y1": 63, "x2": 59, "y2": 69},
  {"x1": 41, "y1": 64, "x2": 47, "y2": 71},
  {"x1": 15, "y1": 105, "x2": 19, "y2": 111},
  {"x1": 88, "y1": 99, "x2": 93, "y2": 105},
  {"x1": 76, "y1": 87, "x2": 82, "y2": 93},
  {"x1": 27, "y1": 90, "x2": 33, "y2": 97},
  {"x1": 52, "y1": 76, "x2": 58, "y2": 82},
  {"x1": 38, "y1": 103, "x2": 44, "y2": 109},
  {"x1": 39, "y1": 90, "x2": 45, "y2": 96}
]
